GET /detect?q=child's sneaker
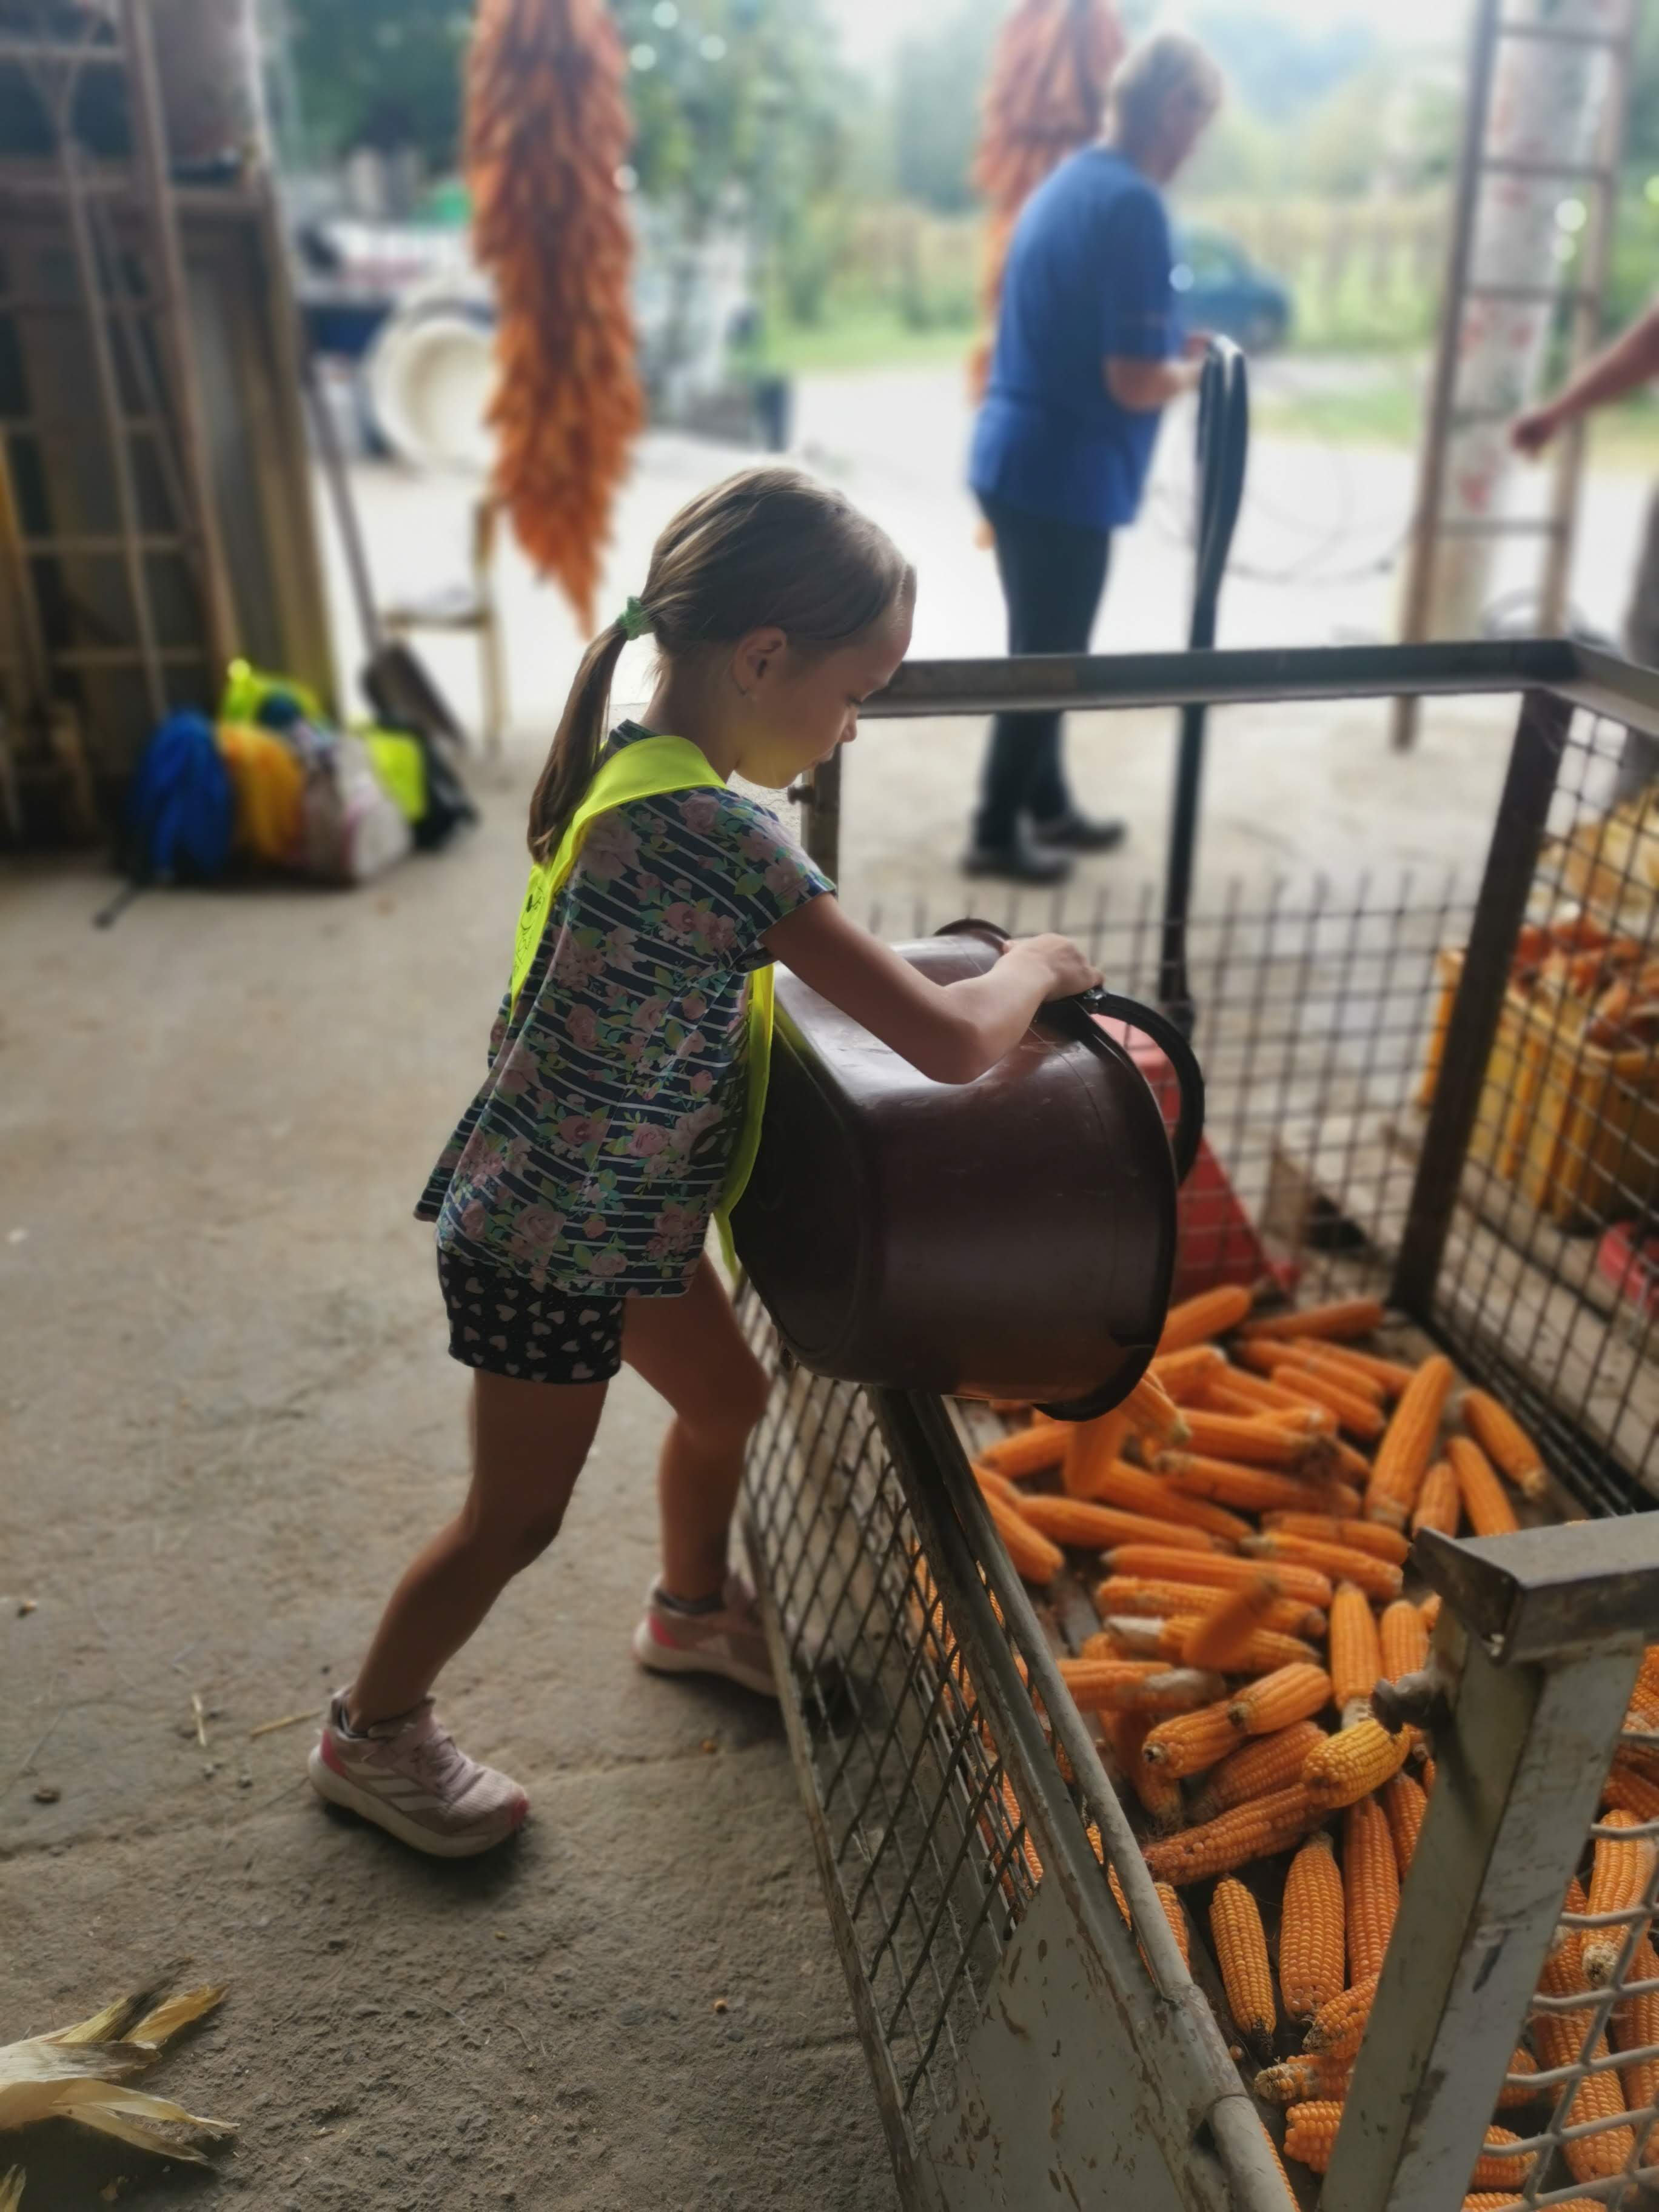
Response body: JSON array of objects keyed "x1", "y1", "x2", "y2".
[
  {"x1": 632, "y1": 1572, "x2": 778, "y2": 1698},
  {"x1": 307, "y1": 1691, "x2": 528, "y2": 1858}
]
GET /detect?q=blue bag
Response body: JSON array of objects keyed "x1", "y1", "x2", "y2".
[{"x1": 126, "y1": 711, "x2": 234, "y2": 883}]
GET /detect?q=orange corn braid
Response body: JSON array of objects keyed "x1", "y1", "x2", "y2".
[
  {"x1": 1210, "y1": 1875, "x2": 1277, "y2": 2046},
  {"x1": 1181, "y1": 1575, "x2": 1287, "y2": 1672},
  {"x1": 1364, "y1": 1355, "x2": 1453, "y2": 1528},
  {"x1": 1583, "y1": 1809, "x2": 1659, "y2": 1986},
  {"x1": 1227, "y1": 1663, "x2": 1333, "y2": 1738},
  {"x1": 978, "y1": 1422, "x2": 1068, "y2": 1479},
  {"x1": 1123, "y1": 1370, "x2": 1190, "y2": 1447},
  {"x1": 1062, "y1": 1407, "x2": 1130, "y2": 1499},
  {"x1": 1149, "y1": 1344, "x2": 1227, "y2": 1401},
  {"x1": 1176, "y1": 1410, "x2": 1327, "y2": 1467},
  {"x1": 1448, "y1": 1435, "x2": 1520, "y2": 1538},
  {"x1": 1283, "y1": 2097, "x2": 1346, "y2": 2173},
  {"x1": 1012, "y1": 1492, "x2": 1221, "y2": 1554},
  {"x1": 1141, "y1": 1700, "x2": 1241, "y2": 1778},
  {"x1": 1304, "y1": 1971, "x2": 1380, "y2": 2057},
  {"x1": 1410, "y1": 1458, "x2": 1462, "y2": 1538},
  {"x1": 1461, "y1": 1389, "x2": 1549, "y2": 1503},
  {"x1": 1256, "y1": 2053, "x2": 1353, "y2": 2106},
  {"x1": 1156, "y1": 1284, "x2": 1253, "y2": 1355},
  {"x1": 1466, "y1": 2127, "x2": 1535, "y2": 2191},
  {"x1": 1345, "y1": 1795, "x2": 1400, "y2": 1981},
  {"x1": 1329, "y1": 1584, "x2": 1384, "y2": 1713},
  {"x1": 1101, "y1": 1710, "x2": 1187, "y2": 1834},
  {"x1": 985, "y1": 1489, "x2": 1064, "y2": 1583},
  {"x1": 1380, "y1": 1771, "x2": 1428, "y2": 1879},
  {"x1": 1142, "y1": 1783, "x2": 1318, "y2": 1885},
  {"x1": 1244, "y1": 1298, "x2": 1386, "y2": 1343},
  {"x1": 1379, "y1": 1598, "x2": 1431, "y2": 1685},
  {"x1": 1305, "y1": 1719, "x2": 1410, "y2": 1812},
  {"x1": 1071, "y1": 1456, "x2": 1250, "y2": 1543},
  {"x1": 1058, "y1": 1660, "x2": 1225, "y2": 1717},
  {"x1": 1188, "y1": 1720, "x2": 1327, "y2": 1825},
  {"x1": 1279, "y1": 1829, "x2": 1346, "y2": 2023},
  {"x1": 1094, "y1": 1578, "x2": 1327, "y2": 1641},
  {"x1": 1158, "y1": 1453, "x2": 1349, "y2": 1521},
  {"x1": 1533, "y1": 1912, "x2": 1636, "y2": 2183},
  {"x1": 1245, "y1": 1533, "x2": 1403, "y2": 1607},
  {"x1": 1261, "y1": 1513, "x2": 1410, "y2": 1566},
  {"x1": 1103, "y1": 1547, "x2": 1335, "y2": 1609}
]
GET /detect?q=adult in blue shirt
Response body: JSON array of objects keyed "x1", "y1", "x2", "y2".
[{"x1": 967, "y1": 33, "x2": 1223, "y2": 882}]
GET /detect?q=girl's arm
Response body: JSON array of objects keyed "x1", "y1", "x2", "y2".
[{"x1": 765, "y1": 896, "x2": 1101, "y2": 1086}]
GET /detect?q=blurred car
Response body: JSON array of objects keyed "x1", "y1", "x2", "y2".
[{"x1": 1172, "y1": 225, "x2": 1292, "y2": 355}]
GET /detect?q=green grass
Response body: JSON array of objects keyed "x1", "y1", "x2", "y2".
[{"x1": 750, "y1": 300, "x2": 976, "y2": 377}]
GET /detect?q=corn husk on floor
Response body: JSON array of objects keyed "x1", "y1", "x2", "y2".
[{"x1": 0, "y1": 1972, "x2": 230, "y2": 2185}]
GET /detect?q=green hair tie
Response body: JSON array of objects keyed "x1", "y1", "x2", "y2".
[{"x1": 618, "y1": 595, "x2": 649, "y2": 640}]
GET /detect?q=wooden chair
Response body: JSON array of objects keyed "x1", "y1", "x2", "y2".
[{"x1": 381, "y1": 497, "x2": 507, "y2": 760}]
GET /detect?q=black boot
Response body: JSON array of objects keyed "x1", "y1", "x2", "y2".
[
  {"x1": 961, "y1": 821, "x2": 1073, "y2": 885},
  {"x1": 1031, "y1": 808, "x2": 1127, "y2": 854}
]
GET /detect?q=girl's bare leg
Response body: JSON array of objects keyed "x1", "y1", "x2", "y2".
[
  {"x1": 622, "y1": 1256, "x2": 771, "y2": 1600},
  {"x1": 348, "y1": 1369, "x2": 608, "y2": 1726}
]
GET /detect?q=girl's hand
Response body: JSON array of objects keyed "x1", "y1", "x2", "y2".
[{"x1": 1000, "y1": 933, "x2": 1102, "y2": 1000}]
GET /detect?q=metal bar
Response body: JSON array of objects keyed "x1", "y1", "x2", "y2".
[
  {"x1": 116, "y1": 0, "x2": 240, "y2": 679},
  {"x1": 803, "y1": 744, "x2": 842, "y2": 881},
  {"x1": 1322, "y1": 1610, "x2": 1646, "y2": 2212},
  {"x1": 1391, "y1": 688, "x2": 1572, "y2": 1319},
  {"x1": 1392, "y1": 0, "x2": 1503, "y2": 752},
  {"x1": 0, "y1": 163, "x2": 259, "y2": 210},
  {"x1": 1438, "y1": 516, "x2": 1569, "y2": 538},
  {"x1": 1480, "y1": 156, "x2": 1617, "y2": 184},
  {"x1": 1412, "y1": 1519, "x2": 1659, "y2": 1666}
]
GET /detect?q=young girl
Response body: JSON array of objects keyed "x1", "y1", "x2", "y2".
[{"x1": 309, "y1": 466, "x2": 1101, "y2": 1857}]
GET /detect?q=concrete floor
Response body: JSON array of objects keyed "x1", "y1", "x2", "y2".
[{"x1": 4, "y1": 363, "x2": 1652, "y2": 2208}]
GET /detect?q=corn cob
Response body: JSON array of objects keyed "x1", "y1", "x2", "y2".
[
  {"x1": 1281, "y1": 1346, "x2": 1386, "y2": 1401},
  {"x1": 1205, "y1": 1380, "x2": 1289, "y2": 1424},
  {"x1": 1011, "y1": 1492, "x2": 1222, "y2": 1554},
  {"x1": 1061, "y1": 1407, "x2": 1131, "y2": 1500},
  {"x1": 1157, "y1": 1284, "x2": 1254, "y2": 1355},
  {"x1": 1462, "y1": 2200, "x2": 1605, "y2": 2212},
  {"x1": 1267, "y1": 1363, "x2": 1387, "y2": 1440},
  {"x1": 1261, "y1": 1512, "x2": 1411, "y2": 1567},
  {"x1": 1606, "y1": 1762, "x2": 1659, "y2": 1824},
  {"x1": 1532, "y1": 1909, "x2": 1636, "y2": 2184},
  {"x1": 1465, "y1": 2127, "x2": 1535, "y2": 2190},
  {"x1": 1208, "y1": 1365, "x2": 1338, "y2": 1426},
  {"x1": 1448, "y1": 1436, "x2": 1521, "y2": 1538},
  {"x1": 1104, "y1": 1547, "x2": 1335, "y2": 1609},
  {"x1": 1460, "y1": 1389, "x2": 1550, "y2": 1504},
  {"x1": 1182, "y1": 1576, "x2": 1287, "y2": 1672},
  {"x1": 1284, "y1": 2098, "x2": 1346, "y2": 2172},
  {"x1": 1244, "y1": 1298, "x2": 1387, "y2": 1342},
  {"x1": 1583, "y1": 1809, "x2": 1658, "y2": 1986},
  {"x1": 1176, "y1": 1410, "x2": 1328, "y2": 1467},
  {"x1": 1228, "y1": 1663, "x2": 1333, "y2": 1738},
  {"x1": 985, "y1": 1489, "x2": 1064, "y2": 1583},
  {"x1": 1345, "y1": 1795, "x2": 1401, "y2": 1980},
  {"x1": 1072, "y1": 1456, "x2": 1252, "y2": 1542},
  {"x1": 1154, "y1": 1880, "x2": 1191, "y2": 1965},
  {"x1": 1304, "y1": 1971, "x2": 1381, "y2": 2057},
  {"x1": 1189, "y1": 1721, "x2": 1329, "y2": 1825},
  {"x1": 1289, "y1": 1341, "x2": 1417, "y2": 1396},
  {"x1": 1279, "y1": 1829, "x2": 1346, "y2": 2023},
  {"x1": 1421, "y1": 1592, "x2": 1442, "y2": 1631},
  {"x1": 1329, "y1": 1583, "x2": 1384, "y2": 1715},
  {"x1": 1211, "y1": 1876, "x2": 1277, "y2": 2048},
  {"x1": 1095, "y1": 1577, "x2": 1327, "y2": 1641},
  {"x1": 1101, "y1": 1710, "x2": 1187, "y2": 1835},
  {"x1": 979, "y1": 1423, "x2": 1068, "y2": 1479},
  {"x1": 1057, "y1": 1660, "x2": 1225, "y2": 1717},
  {"x1": 1379, "y1": 1598, "x2": 1431, "y2": 1686},
  {"x1": 1149, "y1": 1343, "x2": 1228, "y2": 1401},
  {"x1": 1256, "y1": 2053, "x2": 1353, "y2": 2106},
  {"x1": 1000, "y1": 1771, "x2": 1043, "y2": 1885},
  {"x1": 1095, "y1": 1617, "x2": 1321, "y2": 1676},
  {"x1": 1305, "y1": 1720, "x2": 1411, "y2": 1811},
  {"x1": 1141, "y1": 1700, "x2": 1244, "y2": 1777},
  {"x1": 1380, "y1": 1771, "x2": 1428, "y2": 1878},
  {"x1": 1142, "y1": 1783, "x2": 1318, "y2": 1885},
  {"x1": 1610, "y1": 1936, "x2": 1659, "y2": 2150},
  {"x1": 1158, "y1": 1453, "x2": 1349, "y2": 1522},
  {"x1": 1411, "y1": 1458, "x2": 1462, "y2": 1539},
  {"x1": 1123, "y1": 1370, "x2": 1190, "y2": 1447},
  {"x1": 1365, "y1": 1355, "x2": 1453, "y2": 1528},
  {"x1": 1244, "y1": 1533, "x2": 1404, "y2": 1607}
]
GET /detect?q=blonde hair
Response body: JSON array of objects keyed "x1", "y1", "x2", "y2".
[
  {"x1": 529, "y1": 466, "x2": 912, "y2": 861},
  {"x1": 1108, "y1": 30, "x2": 1223, "y2": 144}
]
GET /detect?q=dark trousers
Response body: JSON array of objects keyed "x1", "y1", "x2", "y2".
[{"x1": 975, "y1": 495, "x2": 1113, "y2": 850}]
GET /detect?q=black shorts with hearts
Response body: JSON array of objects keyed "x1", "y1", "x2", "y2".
[{"x1": 436, "y1": 1248, "x2": 625, "y2": 1384}]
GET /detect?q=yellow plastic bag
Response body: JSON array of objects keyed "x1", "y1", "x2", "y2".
[
  {"x1": 215, "y1": 723, "x2": 304, "y2": 866},
  {"x1": 361, "y1": 727, "x2": 427, "y2": 825}
]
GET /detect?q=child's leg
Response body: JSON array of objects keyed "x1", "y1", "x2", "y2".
[
  {"x1": 348, "y1": 1369, "x2": 608, "y2": 1727},
  {"x1": 622, "y1": 1256, "x2": 771, "y2": 1602}
]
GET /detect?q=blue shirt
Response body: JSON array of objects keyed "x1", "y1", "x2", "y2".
[{"x1": 970, "y1": 146, "x2": 1176, "y2": 532}]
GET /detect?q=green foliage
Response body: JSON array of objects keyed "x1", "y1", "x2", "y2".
[
  {"x1": 287, "y1": 0, "x2": 472, "y2": 164},
  {"x1": 890, "y1": 0, "x2": 1002, "y2": 215}
]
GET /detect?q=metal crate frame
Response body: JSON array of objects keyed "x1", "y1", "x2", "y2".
[{"x1": 741, "y1": 638, "x2": 1659, "y2": 2210}]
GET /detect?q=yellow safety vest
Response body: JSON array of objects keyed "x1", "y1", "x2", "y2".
[{"x1": 508, "y1": 734, "x2": 774, "y2": 1272}]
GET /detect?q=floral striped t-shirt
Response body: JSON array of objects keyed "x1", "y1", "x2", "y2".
[{"x1": 415, "y1": 725, "x2": 831, "y2": 1298}]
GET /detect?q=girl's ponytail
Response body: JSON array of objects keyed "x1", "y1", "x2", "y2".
[{"x1": 527, "y1": 619, "x2": 631, "y2": 860}]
